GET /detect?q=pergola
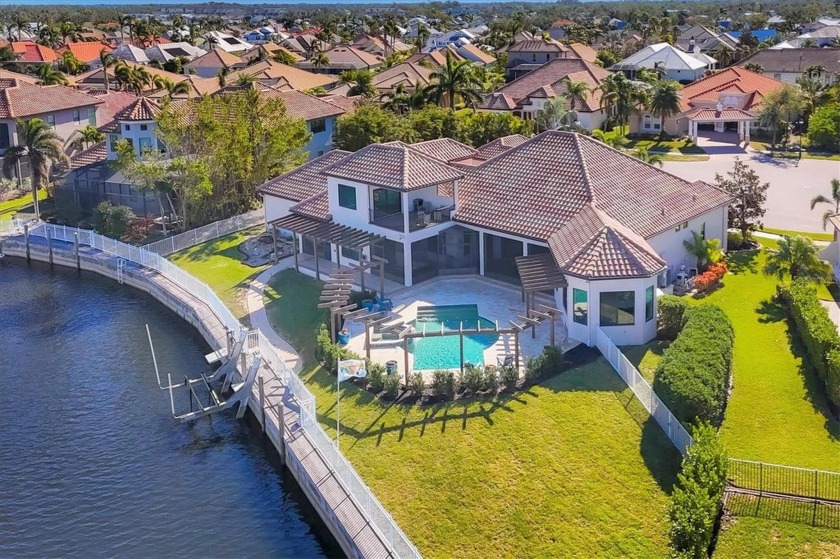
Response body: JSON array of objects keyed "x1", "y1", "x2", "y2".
[
  {"x1": 514, "y1": 253, "x2": 568, "y2": 345},
  {"x1": 270, "y1": 214, "x2": 386, "y2": 290},
  {"x1": 685, "y1": 104, "x2": 754, "y2": 144}
]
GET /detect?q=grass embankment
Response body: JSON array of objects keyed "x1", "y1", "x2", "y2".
[
  {"x1": 751, "y1": 141, "x2": 840, "y2": 161},
  {"x1": 168, "y1": 227, "x2": 265, "y2": 322},
  {"x1": 0, "y1": 190, "x2": 47, "y2": 221},
  {"x1": 714, "y1": 516, "x2": 840, "y2": 558},
  {"x1": 262, "y1": 269, "x2": 681, "y2": 558},
  {"x1": 626, "y1": 245, "x2": 840, "y2": 471}
]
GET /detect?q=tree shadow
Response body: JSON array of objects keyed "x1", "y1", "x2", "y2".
[
  {"x1": 725, "y1": 249, "x2": 759, "y2": 275},
  {"x1": 755, "y1": 298, "x2": 785, "y2": 324}
]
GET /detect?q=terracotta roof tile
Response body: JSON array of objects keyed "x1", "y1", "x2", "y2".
[
  {"x1": 11, "y1": 41, "x2": 58, "y2": 63},
  {"x1": 474, "y1": 134, "x2": 530, "y2": 160},
  {"x1": 226, "y1": 59, "x2": 337, "y2": 91},
  {"x1": 62, "y1": 42, "x2": 113, "y2": 63},
  {"x1": 371, "y1": 62, "x2": 434, "y2": 90},
  {"x1": 0, "y1": 79, "x2": 101, "y2": 119},
  {"x1": 291, "y1": 191, "x2": 330, "y2": 221},
  {"x1": 507, "y1": 39, "x2": 568, "y2": 53},
  {"x1": 410, "y1": 138, "x2": 478, "y2": 162},
  {"x1": 678, "y1": 67, "x2": 785, "y2": 111},
  {"x1": 114, "y1": 97, "x2": 160, "y2": 121},
  {"x1": 92, "y1": 91, "x2": 139, "y2": 126},
  {"x1": 258, "y1": 149, "x2": 350, "y2": 201},
  {"x1": 270, "y1": 89, "x2": 344, "y2": 121},
  {"x1": 321, "y1": 141, "x2": 464, "y2": 191},
  {"x1": 548, "y1": 206, "x2": 665, "y2": 279},
  {"x1": 69, "y1": 141, "x2": 107, "y2": 170}
]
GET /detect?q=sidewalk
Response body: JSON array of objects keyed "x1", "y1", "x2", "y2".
[{"x1": 246, "y1": 258, "x2": 303, "y2": 374}]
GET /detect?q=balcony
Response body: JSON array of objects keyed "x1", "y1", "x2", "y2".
[{"x1": 369, "y1": 205, "x2": 454, "y2": 233}]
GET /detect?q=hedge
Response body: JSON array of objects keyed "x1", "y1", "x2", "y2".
[
  {"x1": 776, "y1": 281, "x2": 840, "y2": 407},
  {"x1": 659, "y1": 295, "x2": 689, "y2": 340},
  {"x1": 653, "y1": 304, "x2": 734, "y2": 425}
]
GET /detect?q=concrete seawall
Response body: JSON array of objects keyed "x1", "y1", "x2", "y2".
[{"x1": 1, "y1": 235, "x2": 400, "y2": 558}]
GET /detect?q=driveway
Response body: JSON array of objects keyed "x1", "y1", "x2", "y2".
[{"x1": 663, "y1": 150, "x2": 840, "y2": 233}]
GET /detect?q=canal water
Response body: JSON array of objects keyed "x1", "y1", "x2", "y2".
[{"x1": 0, "y1": 258, "x2": 339, "y2": 558}]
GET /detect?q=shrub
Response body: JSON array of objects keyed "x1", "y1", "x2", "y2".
[
  {"x1": 367, "y1": 361, "x2": 385, "y2": 393},
  {"x1": 483, "y1": 367, "x2": 499, "y2": 393},
  {"x1": 500, "y1": 365, "x2": 519, "y2": 390},
  {"x1": 807, "y1": 104, "x2": 840, "y2": 152},
  {"x1": 659, "y1": 295, "x2": 689, "y2": 340},
  {"x1": 694, "y1": 261, "x2": 728, "y2": 293},
  {"x1": 431, "y1": 370, "x2": 455, "y2": 398},
  {"x1": 525, "y1": 345, "x2": 564, "y2": 382},
  {"x1": 93, "y1": 201, "x2": 136, "y2": 239},
  {"x1": 460, "y1": 364, "x2": 484, "y2": 394},
  {"x1": 777, "y1": 281, "x2": 840, "y2": 407},
  {"x1": 408, "y1": 371, "x2": 425, "y2": 396},
  {"x1": 653, "y1": 304, "x2": 734, "y2": 425},
  {"x1": 669, "y1": 423, "x2": 728, "y2": 557},
  {"x1": 383, "y1": 372, "x2": 401, "y2": 399},
  {"x1": 314, "y1": 323, "x2": 360, "y2": 372}
]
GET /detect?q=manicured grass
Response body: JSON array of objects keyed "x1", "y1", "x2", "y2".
[
  {"x1": 621, "y1": 340, "x2": 670, "y2": 384},
  {"x1": 761, "y1": 227, "x2": 834, "y2": 243},
  {"x1": 688, "y1": 247, "x2": 840, "y2": 470},
  {"x1": 626, "y1": 138, "x2": 706, "y2": 155},
  {"x1": 750, "y1": 141, "x2": 840, "y2": 161},
  {"x1": 264, "y1": 269, "x2": 681, "y2": 558},
  {"x1": 168, "y1": 227, "x2": 265, "y2": 321},
  {"x1": 659, "y1": 154, "x2": 710, "y2": 162},
  {"x1": 0, "y1": 190, "x2": 46, "y2": 221},
  {"x1": 714, "y1": 516, "x2": 840, "y2": 558}
]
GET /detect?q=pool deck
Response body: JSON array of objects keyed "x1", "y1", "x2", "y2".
[{"x1": 344, "y1": 276, "x2": 575, "y2": 378}]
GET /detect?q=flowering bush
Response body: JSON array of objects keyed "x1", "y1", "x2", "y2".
[{"x1": 694, "y1": 262, "x2": 728, "y2": 292}]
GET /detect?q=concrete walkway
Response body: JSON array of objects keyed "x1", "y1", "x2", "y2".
[
  {"x1": 820, "y1": 299, "x2": 840, "y2": 335},
  {"x1": 246, "y1": 258, "x2": 303, "y2": 374}
]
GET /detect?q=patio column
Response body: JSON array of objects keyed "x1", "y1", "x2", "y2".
[
  {"x1": 478, "y1": 232, "x2": 485, "y2": 276},
  {"x1": 737, "y1": 121, "x2": 744, "y2": 141},
  {"x1": 403, "y1": 241, "x2": 413, "y2": 287},
  {"x1": 744, "y1": 121, "x2": 750, "y2": 144}
]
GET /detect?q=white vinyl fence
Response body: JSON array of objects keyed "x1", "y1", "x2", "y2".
[
  {"x1": 142, "y1": 209, "x2": 264, "y2": 256},
  {"x1": 595, "y1": 328, "x2": 694, "y2": 455},
  {"x1": 20, "y1": 223, "x2": 421, "y2": 559}
]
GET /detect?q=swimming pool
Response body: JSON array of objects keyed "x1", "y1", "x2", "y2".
[{"x1": 409, "y1": 304, "x2": 499, "y2": 370}]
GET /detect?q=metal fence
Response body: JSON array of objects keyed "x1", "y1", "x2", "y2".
[
  {"x1": 728, "y1": 458, "x2": 840, "y2": 502},
  {"x1": 595, "y1": 328, "x2": 694, "y2": 455},
  {"x1": 19, "y1": 222, "x2": 421, "y2": 559},
  {"x1": 141, "y1": 209, "x2": 265, "y2": 256}
]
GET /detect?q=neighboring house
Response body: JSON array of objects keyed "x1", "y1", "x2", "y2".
[
  {"x1": 504, "y1": 37, "x2": 575, "y2": 80},
  {"x1": 10, "y1": 41, "x2": 59, "y2": 67},
  {"x1": 455, "y1": 43, "x2": 496, "y2": 67},
  {"x1": 351, "y1": 34, "x2": 413, "y2": 58},
  {"x1": 735, "y1": 48, "x2": 840, "y2": 85},
  {"x1": 244, "y1": 26, "x2": 279, "y2": 44},
  {"x1": 296, "y1": 45, "x2": 382, "y2": 74},
  {"x1": 771, "y1": 26, "x2": 840, "y2": 49},
  {"x1": 726, "y1": 29, "x2": 777, "y2": 43},
  {"x1": 60, "y1": 42, "x2": 114, "y2": 67},
  {"x1": 628, "y1": 67, "x2": 785, "y2": 142},
  {"x1": 611, "y1": 42, "x2": 715, "y2": 83},
  {"x1": 145, "y1": 42, "x2": 207, "y2": 63},
  {"x1": 110, "y1": 43, "x2": 150, "y2": 64},
  {"x1": 480, "y1": 58, "x2": 611, "y2": 131},
  {"x1": 259, "y1": 131, "x2": 731, "y2": 346},
  {"x1": 206, "y1": 31, "x2": 253, "y2": 53},
  {"x1": 71, "y1": 63, "x2": 219, "y2": 98},
  {"x1": 566, "y1": 42, "x2": 599, "y2": 64},
  {"x1": 225, "y1": 59, "x2": 338, "y2": 91},
  {"x1": 183, "y1": 47, "x2": 247, "y2": 79},
  {"x1": 423, "y1": 29, "x2": 477, "y2": 51},
  {"x1": 368, "y1": 61, "x2": 434, "y2": 94},
  {"x1": 675, "y1": 24, "x2": 738, "y2": 54}
]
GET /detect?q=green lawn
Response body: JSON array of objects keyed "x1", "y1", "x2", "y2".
[
  {"x1": 262, "y1": 269, "x2": 681, "y2": 558},
  {"x1": 715, "y1": 516, "x2": 840, "y2": 558},
  {"x1": 621, "y1": 340, "x2": 670, "y2": 384},
  {"x1": 689, "y1": 248, "x2": 839, "y2": 469},
  {"x1": 761, "y1": 227, "x2": 834, "y2": 243},
  {"x1": 168, "y1": 227, "x2": 266, "y2": 322},
  {"x1": 626, "y1": 138, "x2": 706, "y2": 155},
  {"x1": 0, "y1": 190, "x2": 46, "y2": 221},
  {"x1": 750, "y1": 141, "x2": 840, "y2": 161}
]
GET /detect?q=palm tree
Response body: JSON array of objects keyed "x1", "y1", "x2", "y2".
[
  {"x1": 60, "y1": 51, "x2": 85, "y2": 75},
  {"x1": 71, "y1": 125, "x2": 104, "y2": 151},
  {"x1": 380, "y1": 83, "x2": 410, "y2": 114},
  {"x1": 591, "y1": 129, "x2": 630, "y2": 149},
  {"x1": 744, "y1": 63, "x2": 764, "y2": 74},
  {"x1": 682, "y1": 230, "x2": 722, "y2": 270},
  {"x1": 0, "y1": 45, "x2": 18, "y2": 69},
  {"x1": 563, "y1": 79, "x2": 589, "y2": 113},
  {"x1": 99, "y1": 49, "x2": 114, "y2": 91},
  {"x1": 58, "y1": 21, "x2": 76, "y2": 44},
  {"x1": 339, "y1": 69, "x2": 376, "y2": 97},
  {"x1": 310, "y1": 51, "x2": 329, "y2": 71},
  {"x1": 763, "y1": 235, "x2": 831, "y2": 282},
  {"x1": 120, "y1": 15, "x2": 135, "y2": 44},
  {"x1": 157, "y1": 77, "x2": 190, "y2": 99},
  {"x1": 534, "y1": 96, "x2": 570, "y2": 132},
  {"x1": 597, "y1": 72, "x2": 647, "y2": 132},
  {"x1": 235, "y1": 73, "x2": 256, "y2": 86},
  {"x1": 648, "y1": 80, "x2": 682, "y2": 138},
  {"x1": 36, "y1": 63, "x2": 68, "y2": 85},
  {"x1": 810, "y1": 179, "x2": 840, "y2": 230},
  {"x1": 2, "y1": 118, "x2": 67, "y2": 218},
  {"x1": 797, "y1": 76, "x2": 831, "y2": 126},
  {"x1": 633, "y1": 147, "x2": 664, "y2": 167},
  {"x1": 427, "y1": 51, "x2": 482, "y2": 110},
  {"x1": 711, "y1": 43, "x2": 733, "y2": 67}
]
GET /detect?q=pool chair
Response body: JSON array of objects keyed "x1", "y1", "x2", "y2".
[
  {"x1": 376, "y1": 296, "x2": 393, "y2": 312},
  {"x1": 497, "y1": 354, "x2": 515, "y2": 368},
  {"x1": 361, "y1": 299, "x2": 375, "y2": 311}
]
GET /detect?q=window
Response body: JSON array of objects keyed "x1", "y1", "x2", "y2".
[
  {"x1": 46, "y1": 114, "x2": 55, "y2": 128},
  {"x1": 108, "y1": 134, "x2": 118, "y2": 151},
  {"x1": 701, "y1": 222, "x2": 706, "y2": 239},
  {"x1": 310, "y1": 118, "x2": 326, "y2": 133},
  {"x1": 0, "y1": 123, "x2": 9, "y2": 150},
  {"x1": 124, "y1": 124, "x2": 131, "y2": 131},
  {"x1": 72, "y1": 110, "x2": 80, "y2": 124},
  {"x1": 645, "y1": 286, "x2": 654, "y2": 322},
  {"x1": 372, "y1": 187, "x2": 401, "y2": 218},
  {"x1": 338, "y1": 183, "x2": 356, "y2": 210},
  {"x1": 573, "y1": 288, "x2": 588, "y2": 325},
  {"x1": 138, "y1": 137, "x2": 152, "y2": 153},
  {"x1": 88, "y1": 107, "x2": 96, "y2": 125},
  {"x1": 773, "y1": 73, "x2": 781, "y2": 81},
  {"x1": 341, "y1": 246, "x2": 360, "y2": 261},
  {"x1": 600, "y1": 291, "x2": 635, "y2": 326},
  {"x1": 643, "y1": 114, "x2": 662, "y2": 131},
  {"x1": 140, "y1": 124, "x2": 148, "y2": 131},
  {"x1": 531, "y1": 54, "x2": 537, "y2": 62},
  {"x1": 683, "y1": 221, "x2": 689, "y2": 228},
  {"x1": 157, "y1": 138, "x2": 167, "y2": 153}
]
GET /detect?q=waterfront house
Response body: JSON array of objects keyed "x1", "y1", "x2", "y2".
[
  {"x1": 183, "y1": 47, "x2": 247, "y2": 79},
  {"x1": 258, "y1": 131, "x2": 731, "y2": 346}
]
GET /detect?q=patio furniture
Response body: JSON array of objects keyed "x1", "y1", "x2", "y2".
[
  {"x1": 497, "y1": 354, "x2": 515, "y2": 368},
  {"x1": 376, "y1": 296, "x2": 393, "y2": 312},
  {"x1": 337, "y1": 329, "x2": 351, "y2": 345},
  {"x1": 362, "y1": 299, "x2": 375, "y2": 311}
]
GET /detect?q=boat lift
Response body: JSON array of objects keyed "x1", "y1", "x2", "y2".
[{"x1": 146, "y1": 324, "x2": 260, "y2": 422}]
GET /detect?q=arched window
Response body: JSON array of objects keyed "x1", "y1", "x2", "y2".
[{"x1": 643, "y1": 114, "x2": 652, "y2": 130}]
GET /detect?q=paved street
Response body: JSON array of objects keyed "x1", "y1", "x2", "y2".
[{"x1": 663, "y1": 151, "x2": 840, "y2": 233}]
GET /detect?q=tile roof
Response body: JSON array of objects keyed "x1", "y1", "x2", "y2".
[
  {"x1": 548, "y1": 205, "x2": 666, "y2": 279},
  {"x1": 566, "y1": 42, "x2": 598, "y2": 63},
  {"x1": 683, "y1": 106, "x2": 755, "y2": 120},
  {"x1": 322, "y1": 141, "x2": 464, "y2": 191},
  {"x1": 290, "y1": 191, "x2": 330, "y2": 221},
  {"x1": 678, "y1": 67, "x2": 784, "y2": 111},
  {"x1": 258, "y1": 149, "x2": 350, "y2": 201},
  {"x1": 297, "y1": 45, "x2": 382, "y2": 71},
  {"x1": 457, "y1": 43, "x2": 496, "y2": 65},
  {"x1": 69, "y1": 141, "x2": 107, "y2": 170},
  {"x1": 483, "y1": 93, "x2": 516, "y2": 110},
  {"x1": 321, "y1": 95, "x2": 359, "y2": 114},
  {"x1": 507, "y1": 39, "x2": 568, "y2": 54},
  {"x1": 11, "y1": 41, "x2": 58, "y2": 63},
  {"x1": 270, "y1": 89, "x2": 345, "y2": 121},
  {"x1": 0, "y1": 79, "x2": 101, "y2": 119},
  {"x1": 480, "y1": 58, "x2": 611, "y2": 112},
  {"x1": 410, "y1": 138, "x2": 478, "y2": 162},
  {"x1": 473, "y1": 134, "x2": 530, "y2": 159},
  {"x1": 184, "y1": 47, "x2": 245, "y2": 69},
  {"x1": 371, "y1": 62, "x2": 434, "y2": 90},
  {"x1": 114, "y1": 97, "x2": 160, "y2": 121},
  {"x1": 455, "y1": 131, "x2": 731, "y2": 240},
  {"x1": 227, "y1": 59, "x2": 337, "y2": 91},
  {"x1": 92, "y1": 90, "x2": 139, "y2": 125},
  {"x1": 62, "y1": 42, "x2": 113, "y2": 63},
  {"x1": 735, "y1": 48, "x2": 840, "y2": 74}
]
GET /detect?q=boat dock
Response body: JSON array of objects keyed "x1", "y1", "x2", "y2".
[{"x1": 0, "y1": 224, "x2": 420, "y2": 559}]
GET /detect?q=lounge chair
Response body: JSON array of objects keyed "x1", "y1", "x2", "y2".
[
  {"x1": 361, "y1": 299, "x2": 375, "y2": 311},
  {"x1": 376, "y1": 296, "x2": 393, "y2": 312},
  {"x1": 497, "y1": 354, "x2": 514, "y2": 368}
]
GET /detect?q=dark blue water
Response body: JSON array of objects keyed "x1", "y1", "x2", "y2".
[{"x1": 0, "y1": 258, "x2": 339, "y2": 558}]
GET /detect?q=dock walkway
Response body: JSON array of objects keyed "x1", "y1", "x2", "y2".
[{"x1": 0, "y1": 228, "x2": 410, "y2": 559}]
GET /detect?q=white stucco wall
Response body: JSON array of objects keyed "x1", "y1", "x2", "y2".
[
  {"x1": 645, "y1": 205, "x2": 728, "y2": 281},
  {"x1": 263, "y1": 196, "x2": 296, "y2": 226}
]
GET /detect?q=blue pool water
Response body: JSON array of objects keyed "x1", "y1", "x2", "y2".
[{"x1": 409, "y1": 305, "x2": 499, "y2": 370}]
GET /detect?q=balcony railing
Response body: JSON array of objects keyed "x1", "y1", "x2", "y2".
[{"x1": 369, "y1": 205, "x2": 454, "y2": 233}]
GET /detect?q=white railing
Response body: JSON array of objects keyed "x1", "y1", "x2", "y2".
[
  {"x1": 19, "y1": 222, "x2": 421, "y2": 558},
  {"x1": 595, "y1": 328, "x2": 694, "y2": 456},
  {"x1": 142, "y1": 210, "x2": 264, "y2": 256}
]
